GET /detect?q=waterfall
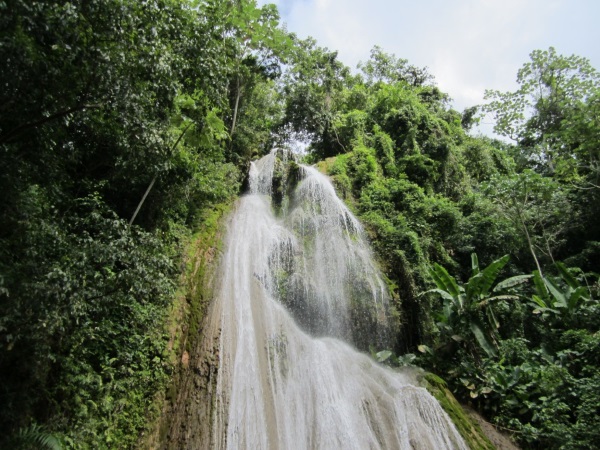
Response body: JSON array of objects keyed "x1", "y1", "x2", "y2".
[{"x1": 212, "y1": 150, "x2": 468, "y2": 449}]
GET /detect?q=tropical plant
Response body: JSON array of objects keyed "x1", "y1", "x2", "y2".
[
  {"x1": 426, "y1": 253, "x2": 530, "y2": 357},
  {"x1": 370, "y1": 347, "x2": 417, "y2": 367},
  {"x1": 530, "y1": 262, "x2": 595, "y2": 321},
  {"x1": 4, "y1": 424, "x2": 62, "y2": 450}
]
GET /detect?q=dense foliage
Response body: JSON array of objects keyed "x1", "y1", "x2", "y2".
[
  {"x1": 0, "y1": 0, "x2": 292, "y2": 447},
  {"x1": 2, "y1": 0, "x2": 599, "y2": 448}
]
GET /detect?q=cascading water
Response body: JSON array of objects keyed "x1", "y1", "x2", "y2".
[{"x1": 212, "y1": 149, "x2": 468, "y2": 449}]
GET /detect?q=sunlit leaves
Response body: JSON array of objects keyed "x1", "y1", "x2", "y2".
[
  {"x1": 425, "y1": 254, "x2": 522, "y2": 358},
  {"x1": 484, "y1": 47, "x2": 600, "y2": 141},
  {"x1": 358, "y1": 45, "x2": 434, "y2": 87},
  {"x1": 483, "y1": 47, "x2": 600, "y2": 181}
]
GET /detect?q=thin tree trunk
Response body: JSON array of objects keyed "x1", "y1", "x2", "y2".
[
  {"x1": 230, "y1": 76, "x2": 242, "y2": 137},
  {"x1": 518, "y1": 210, "x2": 544, "y2": 278},
  {"x1": 129, "y1": 123, "x2": 192, "y2": 226},
  {"x1": 0, "y1": 104, "x2": 100, "y2": 144},
  {"x1": 129, "y1": 175, "x2": 157, "y2": 226}
]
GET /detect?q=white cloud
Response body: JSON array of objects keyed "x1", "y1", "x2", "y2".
[{"x1": 260, "y1": 0, "x2": 600, "y2": 120}]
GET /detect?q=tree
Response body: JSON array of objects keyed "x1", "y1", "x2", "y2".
[
  {"x1": 280, "y1": 38, "x2": 352, "y2": 157},
  {"x1": 484, "y1": 170, "x2": 573, "y2": 275},
  {"x1": 210, "y1": 0, "x2": 293, "y2": 162},
  {"x1": 483, "y1": 47, "x2": 600, "y2": 176},
  {"x1": 358, "y1": 45, "x2": 434, "y2": 87}
]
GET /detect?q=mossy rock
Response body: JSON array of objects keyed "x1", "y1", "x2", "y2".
[
  {"x1": 272, "y1": 148, "x2": 301, "y2": 215},
  {"x1": 422, "y1": 373, "x2": 496, "y2": 450}
]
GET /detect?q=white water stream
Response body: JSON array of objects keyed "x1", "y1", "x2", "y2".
[{"x1": 212, "y1": 150, "x2": 468, "y2": 449}]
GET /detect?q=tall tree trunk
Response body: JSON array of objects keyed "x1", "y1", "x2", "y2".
[
  {"x1": 230, "y1": 76, "x2": 242, "y2": 137},
  {"x1": 518, "y1": 209, "x2": 544, "y2": 278},
  {"x1": 0, "y1": 104, "x2": 100, "y2": 144}
]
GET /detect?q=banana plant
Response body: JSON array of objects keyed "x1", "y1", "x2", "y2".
[
  {"x1": 426, "y1": 253, "x2": 530, "y2": 358},
  {"x1": 531, "y1": 262, "x2": 594, "y2": 320}
]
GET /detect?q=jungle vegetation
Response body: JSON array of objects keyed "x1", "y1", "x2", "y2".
[{"x1": 1, "y1": 0, "x2": 599, "y2": 448}]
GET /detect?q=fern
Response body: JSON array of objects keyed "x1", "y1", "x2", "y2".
[{"x1": 8, "y1": 424, "x2": 62, "y2": 450}]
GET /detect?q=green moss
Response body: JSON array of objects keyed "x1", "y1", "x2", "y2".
[
  {"x1": 272, "y1": 151, "x2": 301, "y2": 216},
  {"x1": 317, "y1": 155, "x2": 355, "y2": 207},
  {"x1": 186, "y1": 202, "x2": 233, "y2": 353},
  {"x1": 422, "y1": 373, "x2": 496, "y2": 450}
]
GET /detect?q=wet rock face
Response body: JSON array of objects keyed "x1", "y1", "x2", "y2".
[
  {"x1": 250, "y1": 150, "x2": 392, "y2": 348},
  {"x1": 267, "y1": 148, "x2": 301, "y2": 215}
]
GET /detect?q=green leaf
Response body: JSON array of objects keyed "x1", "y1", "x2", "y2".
[
  {"x1": 484, "y1": 295, "x2": 520, "y2": 303},
  {"x1": 479, "y1": 254, "x2": 510, "y2": 296},
  {"x1": 418, "y1": 344, "x2": 433, "y2": 355},
  {"x1": 486, "y1": 305, "x2": 500, "y2": 330},
  {"x1": 544, "y1": 276, "x2": 568, "y2": 309},
  {"x1": 531, "y1": 294, "x2": 547, "y2": 308},
  {"x1": 567, "y1": 286, "x2": 588, "y2": 312},
  {"x1": 429, "y1": 264, "x2": 461, "y2": 300},
  {"x1": 554, "y1": 262, "x2": 579, "y2": 290},
  {"x1": 375, "y1": 350, "x2": 392, "y2": 363},
  {"x1": 469, "y1": 321, "x2": 498, "y2": 358},
  {"x1": 493, "y1": 274, "x2": 532, "y2": 292},
  {"x1": 465, "y1": 272, "x2": 484, "y2": 303},
  {"x1": 471, "y1": 253, "x2": 480, "y2": 276},
  {"x1": 14, "y1": 424, "x2": 62, "y2": 450},
  {"x1": 532, "y1": 270, "x2": 549, "y2": 299},
  {"x1": 422, "y1": 288, "x2": 456, "y2": 303}
]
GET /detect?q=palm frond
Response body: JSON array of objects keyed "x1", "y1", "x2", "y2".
[{"x1": 10, "y1": 424, "x2": 62, "y2": 450}]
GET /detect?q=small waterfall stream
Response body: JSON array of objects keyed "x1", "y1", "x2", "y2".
[{"x1": 212, "y1": 150, "x2": 467, "y2": 449}]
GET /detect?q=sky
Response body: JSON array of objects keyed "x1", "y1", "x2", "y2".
[{"x1": 257, "y1": 0, "x2": 600, "y2": 136}]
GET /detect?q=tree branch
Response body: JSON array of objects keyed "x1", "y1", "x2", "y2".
[
  {"x1": 0, "y1": 104, "x2": 101, "y2": 144},
  {"x1": 129, "y1": 123, "x2": 193, "y2": 226}
]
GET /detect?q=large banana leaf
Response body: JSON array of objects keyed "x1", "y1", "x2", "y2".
[
  {"x1": 478, "y1": 254, "x2": 510, "y2": 297},
  {"x1": 469, "y1": 321, "x2": 498, "y2": 358},
  {"x1": 532, "y1": 270, "x2": 549, "y2": 300},
  {"x1": 531, "y1": 294, "x2": 550, "y2": 308},
  {"x1": 544, "y1": 276, "x2": 568, "y2": 309},
  {"x1": 464, "y1": 254, "x2": 509, "y2": 303},
  {"x1": 555, "y1": 262, "x2": 579, "y2": 290},
  {"x1": 477, "y1": 294, "x2": 520, "y2": 308},
  {"x1": 429, "y1": 264, "x2": 461, "y2": 301},
  {"x1": 465, "y1": 271, "x2": 484, "y2": 302},
  {"x1": 493, "y1": 274, "x2": 532, "y2": 292},
  {"x1": 531, "y1": 268, "x2": 590, "y2": 316},
  {"x1": 530, "y1": 294, "x2": 560, "y2": 315},
  {"x1": 423, "y1": 288, "x2": 456, "y2": 303}
]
